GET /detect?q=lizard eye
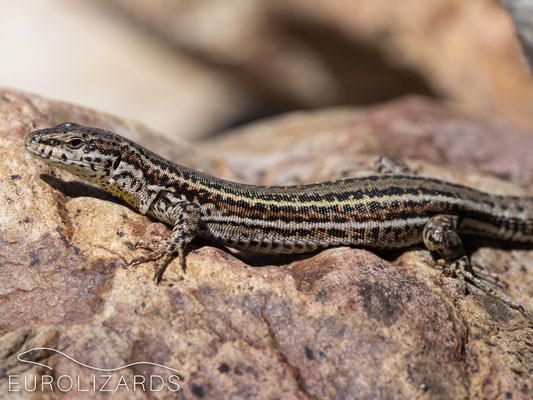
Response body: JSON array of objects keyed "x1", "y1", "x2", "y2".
[{"x1": 67, "y1": 138, "x2": 84, "y2": 149}]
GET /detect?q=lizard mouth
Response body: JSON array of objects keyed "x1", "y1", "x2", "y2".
[
  {"x1": 24, "y1": 131, "x2": 51, "y2": 159},
  {"x1": 25, "y1": 141, "x2": 61, "y2": 163},
  {"x1": 24, "y1": 132, "x2": 39, "y2": 151},
  {"x1": 24, "y1": 132, "x2": 82, "y2": 166},
  {"x1": 25, "y1": 141, "x2": 53, "y2": 161}
]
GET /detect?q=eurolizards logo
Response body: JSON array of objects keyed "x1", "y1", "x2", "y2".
[{"x1": 9, "y1": 347, "x2": 181, "y2": 393}]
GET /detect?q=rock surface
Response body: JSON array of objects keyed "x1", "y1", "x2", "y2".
[{"x1": 0, "y1": 88, "x2": 532, "y2": 399}]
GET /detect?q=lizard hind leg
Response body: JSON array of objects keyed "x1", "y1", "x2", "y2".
[{"x1": 422, "y1": 214, "x2": 524, "y2": 312}]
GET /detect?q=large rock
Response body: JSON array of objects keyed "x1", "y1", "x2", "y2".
[
  {"x1": 0, "y1": 88, "x2": 532, "y2": 399},
  {"x1": 109, "y1": 0, "x2": 533, "y2": 133}
]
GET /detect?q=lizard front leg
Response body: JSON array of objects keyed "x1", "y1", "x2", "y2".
[
  {"x1": 129, "y1": 200, "x2": 201, "y2": 283},
  {"x1": 422, "y1": 214, "x2": 524, "y2": 312},
  {"x1": 374, "y1": 155, "x2": 414, "y2": 175}
]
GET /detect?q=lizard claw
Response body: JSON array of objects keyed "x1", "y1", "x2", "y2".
[
  {"x1": 134, "y1": 236, "x2": 164, "y2": 251},
  {"x1": 134, "y1": 240, "x2": 147, "y2": 250},
  {"x1": 153, "y1": 267, "x2": 164, "y2": 284},
  {"x1": 127, "y1": 256, "x2": 144, "y2": 267},
  {"x1": 152, "y1": 252, "x2": 173, "y2": 284}
]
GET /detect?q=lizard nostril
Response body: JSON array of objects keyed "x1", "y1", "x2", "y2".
[
  {"x1": 25, "y1": 133, "x2": 36, "y2": 146},
  {"x1": 27, "y1": 133, "x2": 40, "y2": 144}
]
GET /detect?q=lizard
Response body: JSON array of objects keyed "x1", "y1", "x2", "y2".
[{"x1": 24, "y1": 122, "x2": 533, "y2": 312}]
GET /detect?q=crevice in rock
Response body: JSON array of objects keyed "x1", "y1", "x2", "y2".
[{"x1": 259, "y1": 302, "x2": 315, "y2": 400}]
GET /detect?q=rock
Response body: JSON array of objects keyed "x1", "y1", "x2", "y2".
[
  {"x1": 205, "y1": 96, "x2": 533, "y2": 187},
  {"x1": 0, "y1": 2, "x2": 248, "y2": 141},
  {"x1": 500, "y1": 0, "x2": 533, "y2": 72},
  {"x1": 0, "y1": 89, "x2": 531, "y2": 399},
  {"x1": 109, "y1": 0, "x2": 533, "y2": 133}
]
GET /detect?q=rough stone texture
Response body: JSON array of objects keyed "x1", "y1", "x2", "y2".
[
  {"x1": 205, "y1": 96, "x2": 533, "y2": 188},
  {"x1": 0, "y1": 88, "x2": 532, "y2": 399},
  {"x1": 109, "y1": 0, "x2": 533, "y2": 133}
]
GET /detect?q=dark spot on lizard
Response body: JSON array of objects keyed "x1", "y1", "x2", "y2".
[
  {"x1": 112, "y1": 155, "x2": 121, "y2": 170},
  {"x1": 10, "y1": 174, "x2": 21, "y2": 180}
]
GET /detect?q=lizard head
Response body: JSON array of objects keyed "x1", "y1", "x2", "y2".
[{"x1": 25, "y1": 122, "x2": 126, "y2": 183}]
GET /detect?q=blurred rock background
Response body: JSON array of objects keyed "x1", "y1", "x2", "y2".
[{"x1": 1, "y1": 0, "x2": 533, "y2": 141}]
